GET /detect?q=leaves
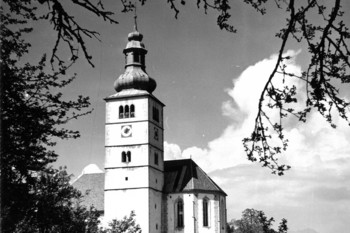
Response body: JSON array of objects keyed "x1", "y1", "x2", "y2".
[
  {"x1": 241, "y1": 0, "x2": 350, "y2": 175},
  {"x1": 1, "y1": 3, "x2": 96, "y2": 232},
  {"x1": 231, "y1": 208, "x2": 288, "y2": 233},
  {"x1": 101, "y1": 211, "x2": 142, "y2": 233},
  {"x1": 3, "y1": 0, "x2": 119, "y2": 68},
  {"x1": 165, "y1": 0, "x2": 237, "y2": 32},
  {"x1": 162, "y1": 1, "x2": 349, "y2": 175}
]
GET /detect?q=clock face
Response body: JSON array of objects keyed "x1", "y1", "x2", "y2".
[{"x1": 121, "y1": 125, "x2": 132, "y2": 138}]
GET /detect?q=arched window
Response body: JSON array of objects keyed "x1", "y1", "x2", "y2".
[
  {"x1": 130, "y1": 104, "x2": 135, "y2": 117},
  {"x1": 175, "y1": 198, "x2": 184, "y2": 228},
  {"x1": 126, "y1": 151, "x2": 131, "y2": 162},
  {"x1": 121, "y1": 151, "x2": 127, "y2": 162},
  {"x1": 203, "y1": 198, "x2": 209, "y2": 227},
  {"x1": 124, "y1": 105, "x2": 129, "y2": 118},
  {"x1": 119, "y1": 106, "x2": 124, "y2": 119}
]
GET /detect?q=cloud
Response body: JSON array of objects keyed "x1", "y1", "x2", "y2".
[
  {"x1": 82, "y1": 163, "x2": 103, "y2": 174},
  {"x1": 164, "y1": 141, "x2": 182, "y2": 160},
  {"x1": 164, "y1": 50, "x2": 350, "y2": 233},
  {"x1": 71, "y1": 163, "x2": 103, "y2": 184}
]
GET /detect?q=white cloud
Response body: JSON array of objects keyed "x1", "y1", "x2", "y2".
[
  {"x1": 164, "y1": 141, "x2": 182, "y2": 160},
  {"x1": 82, "y1": 163, "x2": 103, "y2": 174},
  {"x1": 165, "y1": 50, "x2": 350, "y2": 233}
]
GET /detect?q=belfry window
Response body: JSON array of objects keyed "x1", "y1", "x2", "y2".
[
  {"x1": 126, "y1": 151, "x2": 131, "y2": 162},
  {"x1": 120, "y1": 104, "x2": 135, "y2": 118},
  {"x1": 130, "y1": 104, "x2": 135, "y2": 117},
  {"x1": 124, "y1": 105, "x2": 130, "y2": 118},
  {"x1": 121, "y1": 151, "x2": 127, "y2": 162},
  {"x1": 203, "y1": 198, "x2": 209, "y2": 227},
  {"x1": 175, "y1": 198, "x2": 184, "y2": 228},
  {"x1": 121, "y1": 151, "x2": 131, "y2": 163},
  {"x1": 119, "y1": 106, "x2": 124, "y2": 119}
]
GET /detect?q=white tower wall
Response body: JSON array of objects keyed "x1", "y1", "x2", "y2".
[{"x1": 104, "y1": 95, "x2": 164, "y2": 233}]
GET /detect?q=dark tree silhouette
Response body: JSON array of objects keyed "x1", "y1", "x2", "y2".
[{"x1": 0, "y1": 0, "x2": 117, "y2": 231}]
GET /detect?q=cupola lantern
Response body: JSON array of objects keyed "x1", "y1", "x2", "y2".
[{"x1": 114, "y1": 17, "x2": 156, "y2": 93}]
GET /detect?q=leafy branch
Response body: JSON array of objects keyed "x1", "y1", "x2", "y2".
[
  {"x1": 164, "y1": 0, "x2": 350, "y2": 175},
  {"x1": 243, "y1": 0, "x2": 350, "y2": 175}
]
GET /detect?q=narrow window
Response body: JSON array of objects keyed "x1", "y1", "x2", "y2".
[
  {"x1": 156, "y1": 108, "x2": 159, "y2": 122},
  {"x1": 175, "y1": 199, "x2": 184, "y2": 228},
  {"x1": 130, "y1": 104, "x2": 135, "y2": 117},
  {"x1": 203, "y1": 198, "x2": 209, "y2": 227},
  {"x1": 121, "y1": 151, "x2": 127, "y2": 162},
  {"x1": 124, "y1": 105, "x2": 129, "y2": 118},
  {"x1": 152, "y1": 106, "x2": 159, "y2": 122},
  {"x1": 119, "y1": 106, "x2": 124, "y2": 119},
  {"x1": 154, "y1": 152, "x2": 159, "y2": 165},
  {"x1": 134, "y1": 52, "x2": 140, "y2": 63},
  {"x1": 127, "y1": 151, "x2": 131, "y2": 162}
]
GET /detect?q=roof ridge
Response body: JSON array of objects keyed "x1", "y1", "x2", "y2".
[{"x1": 192, "y1": 160, "x2": 227, "y2": 196}]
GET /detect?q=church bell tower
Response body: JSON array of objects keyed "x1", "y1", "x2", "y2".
[{"x1": 104, "y1": 25, "x2": 165, "y2": 233}]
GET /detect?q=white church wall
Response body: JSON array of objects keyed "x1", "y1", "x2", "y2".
[
  {"x1": 149, "y1": 167, "x2": 164, "y2": 191},
  {"x1": 106, "y1": 98, "x2": 148, "y2": 124},
  {"x1": 197, "y1": 193, "x2": 215, "y2": 233},
  {"x1": 104, "y1": 189, "x2": 149, "y2": 232},
  {"x1": 105, "y1": 167, "x2": 149, "y2": 189},
  {"x1": 105, "y1": 145, "x2": 149, "y2": 168},
  {"x1": 219, "y1": 195, "x2": 227, "y2": 233},
  {"x1": 105, "y1": 166, "x2": 163, "y2": 191},
  {"x1": 148, "y1": 123, "x2": 163, "y2": 150},
  {"x1": 164, "y1": 193, "x2": 226, "y2": 233},
  {"x1": 149, "y1": 189, "x2": 163, "y2": 233},
  {"x1": 165, "y1": 193, "x2": 196, "y2": 233},
  {"x1": 105, "y1": 121, "x2": 149, "y2": 146},
  {"x1": 149, "y1": 146, "x2": 164, "y2": 171}
]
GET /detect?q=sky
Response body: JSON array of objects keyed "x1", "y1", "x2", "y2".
[{"x1": 18, "y1": 1, "x2": 350, "y2": 233}]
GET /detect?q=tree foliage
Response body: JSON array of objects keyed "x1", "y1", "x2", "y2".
[
  {"x1": 100, "y1": 211, "x2": 142, "y2": 233},
  {"x1": 163, "y1": 0, "x2": 350, "y2": 175},
  {"x1": 0, "y1": 0, "x2": 118, "y2": 231},
  {"x1": 228, "y1": 208, "x2": 288, "y2": 233},
  {"x1": 11, "y1": 167, "x2": 101, "y2": 233}
]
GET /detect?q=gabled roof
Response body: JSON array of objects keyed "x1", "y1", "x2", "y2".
[
  {"x1": 72, "y1": 173, "x2": 104, "y2": 212},
  {"x1": 72, "y1": 159, "x2": 226, "y2": 212},
  {"x1": 163, "y1": 159, "x2": 227, "y2": 196}
]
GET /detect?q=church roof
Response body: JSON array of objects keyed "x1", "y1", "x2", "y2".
[
  {"x1": 72, "y1": 159, "x2": 226, "y2": 212},
  {"x1": 72, "y1": 173, "x2": 104, "y2": 212},
  {"x1": 163, "y1": 159, "x2": 227, "y2": 196}
]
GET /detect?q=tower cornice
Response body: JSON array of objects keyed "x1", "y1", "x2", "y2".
[{"x1": 104, "y1": 90, "x2": 165, "y2": 107}]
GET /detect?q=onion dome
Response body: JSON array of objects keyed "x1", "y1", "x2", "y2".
[{"x1": 114, "y1": 29, "x2": 156, "y2": 93}]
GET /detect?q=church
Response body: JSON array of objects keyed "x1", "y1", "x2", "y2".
[{"x1": 72, "y1": 25, "x2": 227, "y2": 233}]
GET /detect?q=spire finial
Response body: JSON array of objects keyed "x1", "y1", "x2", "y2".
[{"x1": 133, "y1": 1, "x2": 138, "y2": 31}]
